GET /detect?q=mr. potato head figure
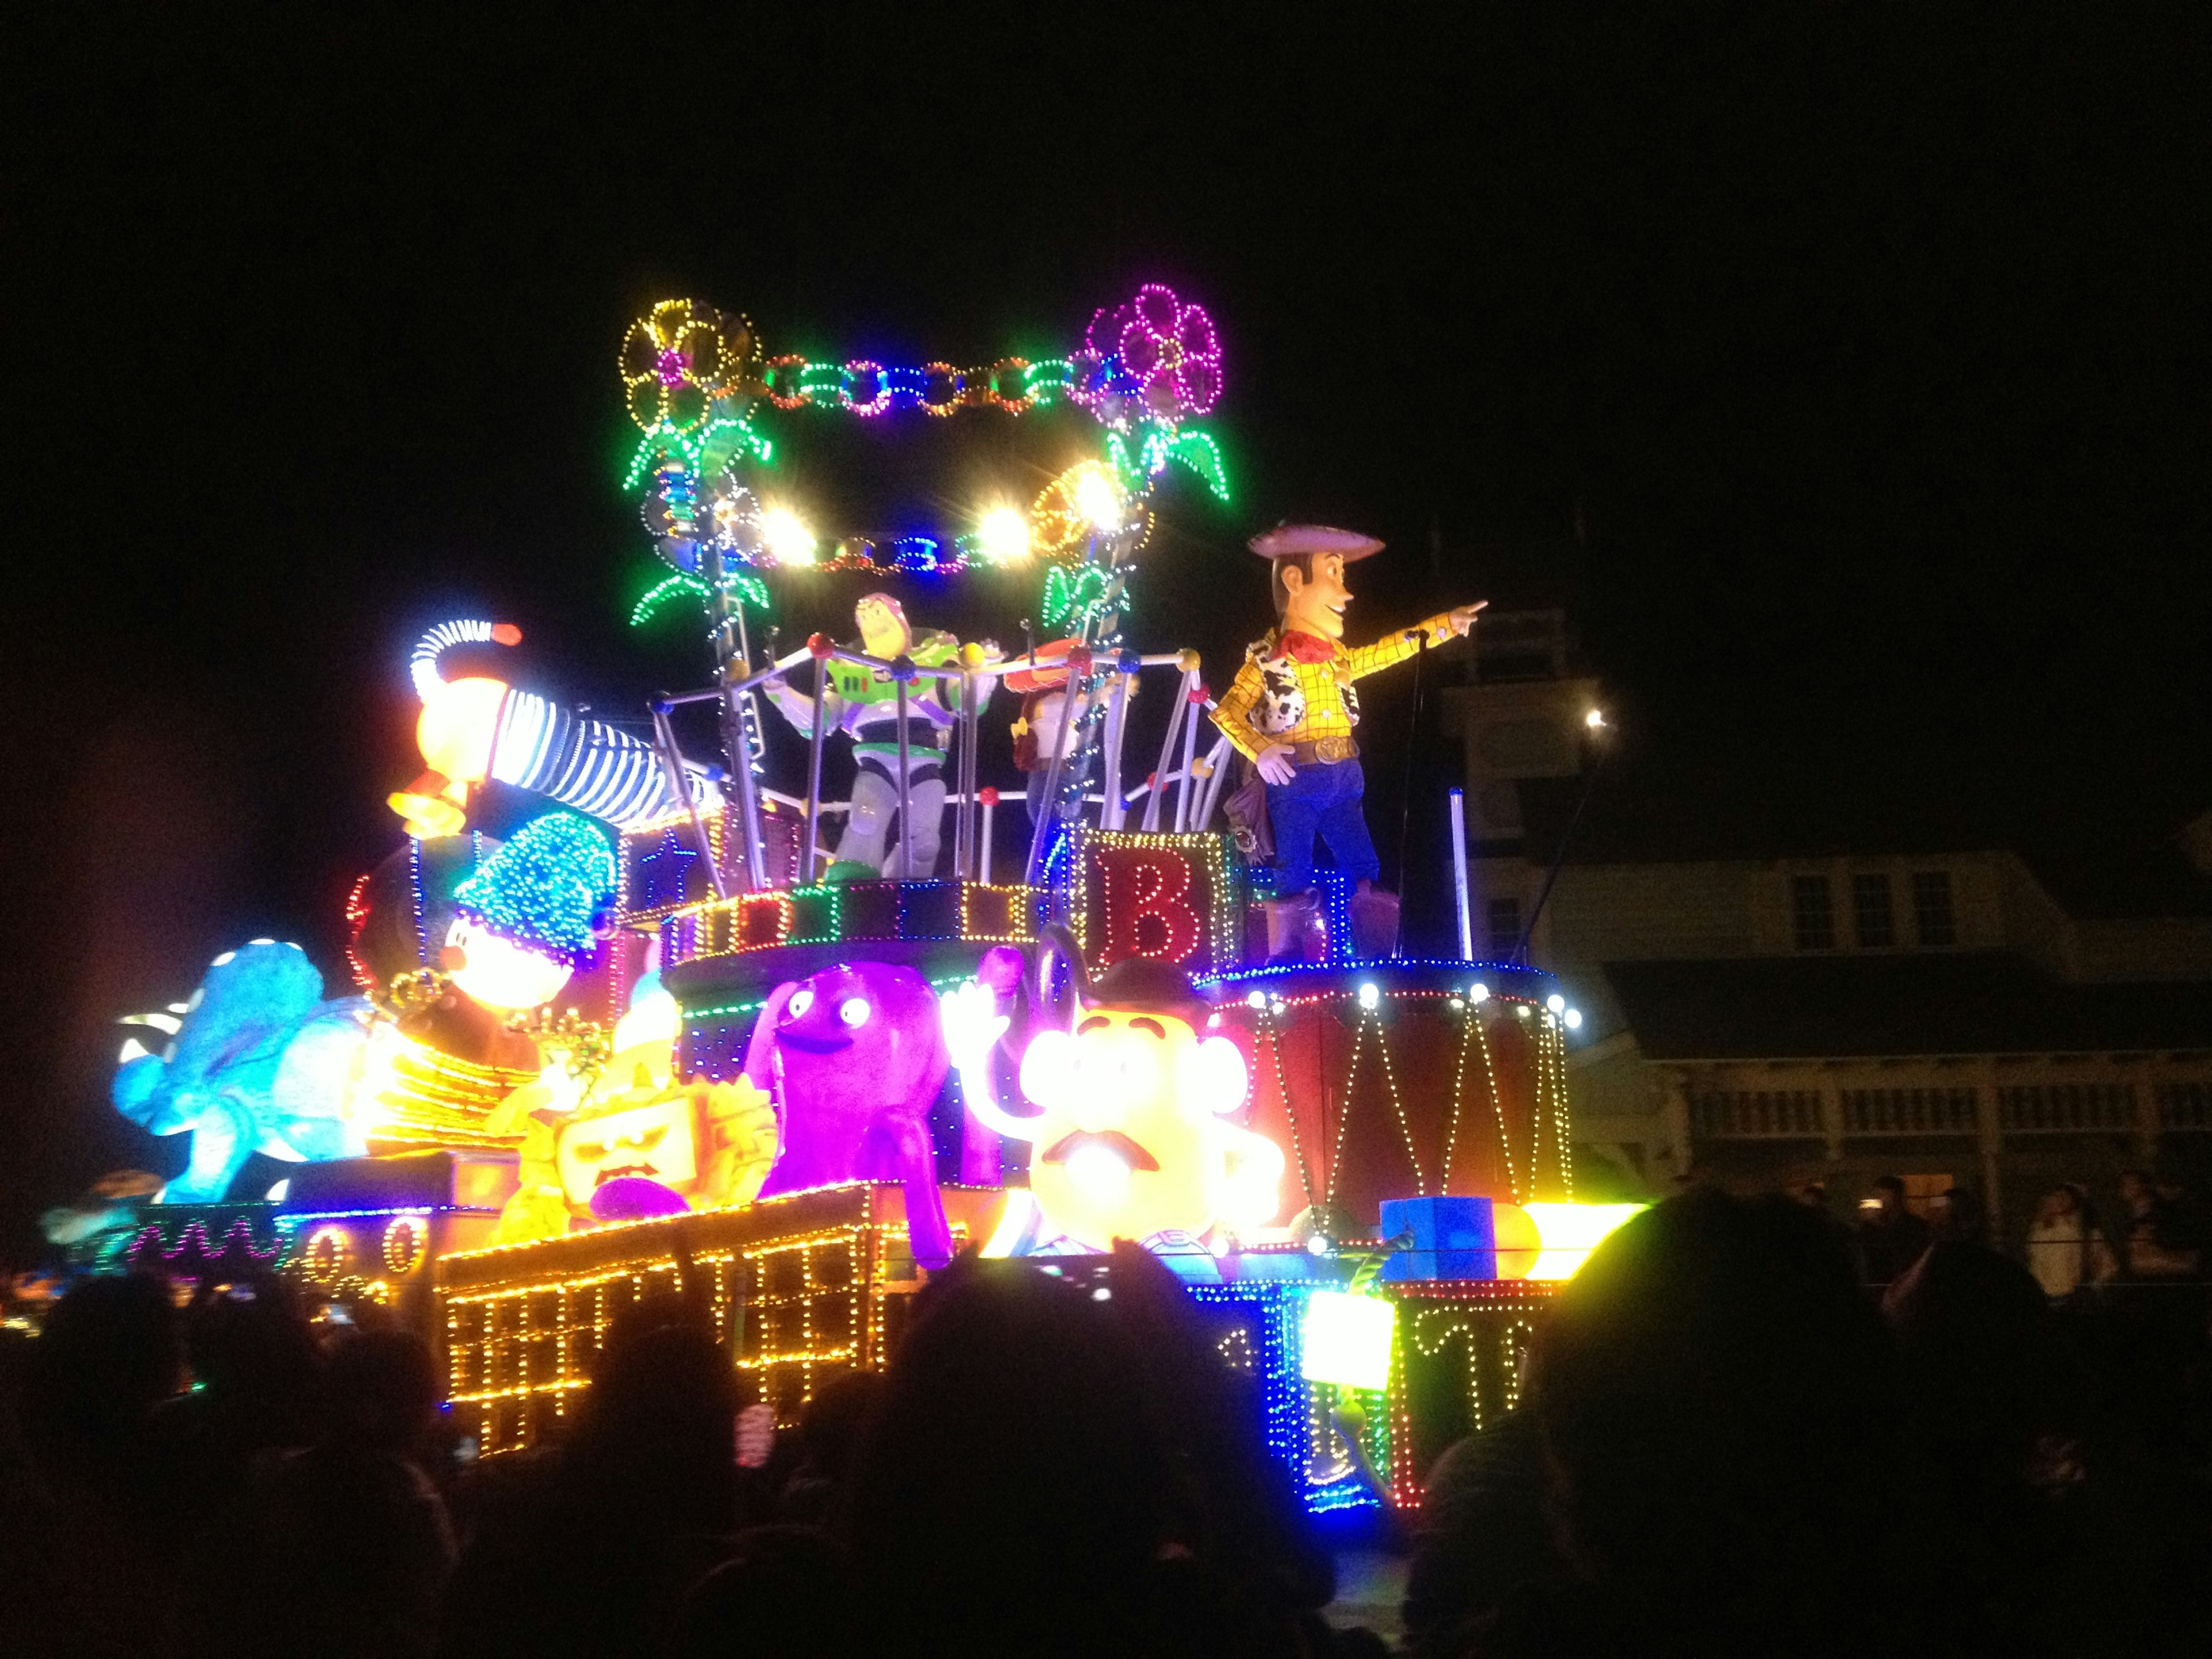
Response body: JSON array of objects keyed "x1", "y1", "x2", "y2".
[
  {"x1": 1212, "y1": 525, "x2": 1483, "y2": 960},
  {"x1": 941, "y1": 952, "x2": 1285, "y2": 1256}
]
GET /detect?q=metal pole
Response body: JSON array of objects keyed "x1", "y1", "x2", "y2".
[
  {"x1": 1024, "y1": 642, "x2": 1088, "y2": 886},
  {"x1": 1512, "y1": 737, "x2": 1611, "y2": 966},
  {"x1": 952, "y1": 666, "x2": 975, "y2": 878},
  {"x1": 980, "y1": 795, "x2": 995, "y2": 884},
  {"x1": 726, "y1": 681, "x2": 769, "y2": 891},
  {"x1": 963, "y1": 664, "x2": 982, "y2": 878},
  {"x1": 1449, "y1": 786, "x2": 1474, "y2": 960},
  {"x1": 1172, "y1": 676, "x2": 1203, "y2": 833},
  {"x1": 1192, "y1": 729, "x2": 1234, "y2": 830},
  {"x1": 1389, "y1": 634, "x2": 1430, "y2": 956},
  {"x1": 895, "y1": 676, "x2": 913, "y2": 881},
  {"x1": 1099, "y1": 668, "x2": 1131, "y2": 830},
  {"x1": 802, "y1": 655, "x2": 830, "y2": 882},
  {"x1": 1141, "y1": 668, "x2": 1195, "y2": 832},
  {"x1": 652, "y1": 701, "x2": 728, "y2": 902}
]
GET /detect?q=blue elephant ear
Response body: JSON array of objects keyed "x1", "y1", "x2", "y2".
[{"x1": 454, "y1": 811, "x2": 618, "y2": 966}]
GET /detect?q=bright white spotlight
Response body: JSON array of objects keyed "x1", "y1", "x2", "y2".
[
  {"x1": 1547, "y1": 994, "x2": 1566, "y2": 1013},
  {"x1": 1468, "y1": 982, "x2": 1490, "y2": 1003},
  {"x1": 1065, "y1": 1142, "x2": 1131, "y2": 1209},
  {"x1": 762, "y1": 507, "x2": 816, "y2": 567},
  {"x1": 978, "y1": 505, "x2": 1031, "y2": 563},
  {"x1": 1358, "y1": 982, "x2": 1380, "y2": 1010},
  {"x1": 1074, "y1": 467, "x2": 1123, "y2": 532},
  {"x1": 1585, "y1": 709, "x2": 1607, "y2": 729},
  {"x1": 1564, "y1": 1009, "x2": 1584, "y2": 1030}
]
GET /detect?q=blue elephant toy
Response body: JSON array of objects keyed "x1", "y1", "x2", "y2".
[{"x1": 112, "y1": 940, "x2": 374, "y2": 1203}]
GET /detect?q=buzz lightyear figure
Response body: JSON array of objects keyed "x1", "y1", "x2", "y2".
[{"x1": 766, "y1": 592, "x2": 990, "y2": 878}]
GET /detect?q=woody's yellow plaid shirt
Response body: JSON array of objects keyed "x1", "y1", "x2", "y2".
[{"x1": 1212, "y1": 612, "x2": 1457, "y2": 760}]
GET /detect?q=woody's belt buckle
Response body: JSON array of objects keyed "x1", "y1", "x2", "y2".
[{"x1": 1294, "y1": 737, "x2": 1358, "y2": 764}]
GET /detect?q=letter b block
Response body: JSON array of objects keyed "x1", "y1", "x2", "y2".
[{"x1": 1063, "y1": 829, "x2": 1242, "y2": 979}]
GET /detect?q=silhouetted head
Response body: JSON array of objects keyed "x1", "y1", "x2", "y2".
[
  {"x1": 184, "y1": 1275, "x2": 321, "y2": 1444},
  {"x1": 577, "y1": 1318, "x2": 738, "y2": 1467},
  {"x1": 796, "y1": 1368, "x2": 884, "y2": 1487},
  {"x1": 671, "y1": 1525, "x2": 854, "y2": 1659},
  {"x1": 324, "y1": 1328, "x2": 439, "y2": 1455},
  {"x1": 842, "y1": 1261, "x2": 1172, "y2": 1652},
  {"x1": 1532, "y1": 1191, "x2": 1903, "y2": 1650},
  {"x1": 24, "y1": 1274, "x2": 183, "y2": 1477},
  {"x1": 1930, "y1": 1184, "x2": 1986, "y2": 1244}
]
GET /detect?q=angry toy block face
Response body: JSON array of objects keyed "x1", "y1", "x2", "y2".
[
  {"x1": 556, "y1": 1089, "x2": 699, "y2": 1205},
  {"x1": 551, "y1": 1067, "x2": 779, "y2": 1218}
]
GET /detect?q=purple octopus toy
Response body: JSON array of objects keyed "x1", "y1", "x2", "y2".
[{"x1": 743, "y1": 961, "x2": 954, "y2": 1267}]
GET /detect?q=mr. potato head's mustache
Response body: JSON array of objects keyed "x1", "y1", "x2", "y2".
[{"x1": 1041, "y1": 1130, "x2": 1160, "y2": 1171}]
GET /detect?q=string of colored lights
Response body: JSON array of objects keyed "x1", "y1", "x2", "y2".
[
  {"x1": 1411, "y1": 1307, "x2": 1486, "y2": 1435},
  {"x1": 441, "y1": 1202, "x2": 889, "y2": 1450},
  {"x1": 1541, "y1": 1019, "x2": 1575, "y2": 1198},
  {"x1": 1065, "y1": 830, "x2": 1243, "y2": 974},
  {"x1": 1469, "y1": 1010, "x2": 1517, "y2": 1199},
  {"x1": 1501, "y1": 1317, "x2": 1536, "y2": 1413},
  {"x1": 1325, "y1": 1017, "x2": 1364, "y2": 1209},
  {"x1": 1256, "y1": 1013, "x2": 1316, "y2": 1211},
  {"x1": 614, "y1": 286, "x2": 1229, "y2": 721},
  {"x1": 124, "y1": 1215, "x2": 283, "y2": 1264},
  {"x1": 343, "y1": 871, "x2": 377, "y2": 995},
  {"x1": 1439, "y1": 1017, "x2": 1474, "y2": 1193},
  {"x1": 1371, "y1": 1013, "x2": 1425, "y2": 1198}
]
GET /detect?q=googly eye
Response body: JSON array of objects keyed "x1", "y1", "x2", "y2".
[
  {"x1": 786, "y1": 987, "x2": 815, "y2": 1017},
  {"x1": 840, "y1": 997, "x2": 871, "y2": 1027}
]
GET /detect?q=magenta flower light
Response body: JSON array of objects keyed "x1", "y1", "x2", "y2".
[{"x1": 1084, "y1": 282, "x2": 1222, "y2": 422}]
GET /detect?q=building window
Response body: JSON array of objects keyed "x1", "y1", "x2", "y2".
[
  {"x1": 1791, "y1": 875, "x2": 1835, "y2": 950},
  {"x1": 1486, "y1": 896, "x2": 1521, "y2": 956},
  {"x1": 1852, "y1": 873, "x2": 1895, "y2": 947},
  {"x1": 1911, "y1": 870, "x2": 1955, "y2": 946}
]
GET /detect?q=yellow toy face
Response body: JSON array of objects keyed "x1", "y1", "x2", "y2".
[
  {"x1": 1018, "y1": 1009, "x2": 1251, "y2": 1251},
  {"x1": 855, "y1": 594, "x2": 910, "y2": 659},
  {"x1": 555, "y1": 1093, "x2": 700, "y2": 1209}
]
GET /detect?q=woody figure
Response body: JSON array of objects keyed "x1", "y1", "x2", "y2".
[{"x1": 1212, "y1": 525, "x2": 1482, "y2": 957}]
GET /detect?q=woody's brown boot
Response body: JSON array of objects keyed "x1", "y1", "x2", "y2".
[
  {"x1": 1349, "y1": 880, "x2": 1400, "y2": 960},
  {"x1": 1262, "y1": 891, "x2": 1320, "y2": 965}
]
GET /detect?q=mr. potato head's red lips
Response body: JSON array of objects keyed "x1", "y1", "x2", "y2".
[{"x1": 1041, "y1": 1131, "x2": 1160, "y2": 1171}]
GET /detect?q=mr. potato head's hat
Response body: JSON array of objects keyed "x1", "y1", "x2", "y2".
[
  {"x1": 1248, "y1": 523, "x2": 1386, "y2": 562},
  {"x1": 1084, "y1": 956, "x2": 1209, "y2": 1030}
]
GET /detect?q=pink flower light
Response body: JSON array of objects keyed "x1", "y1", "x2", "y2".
[{"x1": 1082, "y1": 283, "x2": 1223, "y2": 422}]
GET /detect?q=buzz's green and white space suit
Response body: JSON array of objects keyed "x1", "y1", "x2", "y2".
[{"x1": 765, "y1": 631, "x2": 965, "y2": 876}]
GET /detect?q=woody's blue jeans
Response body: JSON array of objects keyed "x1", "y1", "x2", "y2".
[{"x1": 1266, "y1": 757, "x2": 1379, "y2": 893}]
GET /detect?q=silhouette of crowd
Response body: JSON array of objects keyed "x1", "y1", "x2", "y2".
[{"x1": 3, "y1": 1183, "x2": 2206, "y2": 1658}]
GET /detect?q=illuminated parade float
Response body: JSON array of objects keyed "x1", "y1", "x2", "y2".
[{"x1": 82, "y1": 286, "x2": 1637, "y2": 1516}]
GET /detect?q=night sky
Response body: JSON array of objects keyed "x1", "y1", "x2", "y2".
[{"x1": 5, "y1": 9, "x2": 2209, "y2": 1251}]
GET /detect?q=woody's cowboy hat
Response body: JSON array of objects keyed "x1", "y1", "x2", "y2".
[{"x1": 1248, "y1": 524, "x2": 1385, "y2": 560}]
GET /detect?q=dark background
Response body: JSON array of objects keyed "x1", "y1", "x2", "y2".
[{"x1": 4, "y1": 7, "x2": 2209, "y2": 1252}]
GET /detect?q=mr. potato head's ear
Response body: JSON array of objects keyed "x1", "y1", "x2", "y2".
[
  {"x1": 1018, "y1": 1028, "x2": 1080, "y2": 1112},
  {"x1": 1178, "y1": 1036, "x2": 1249, "y2": 1115}
]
